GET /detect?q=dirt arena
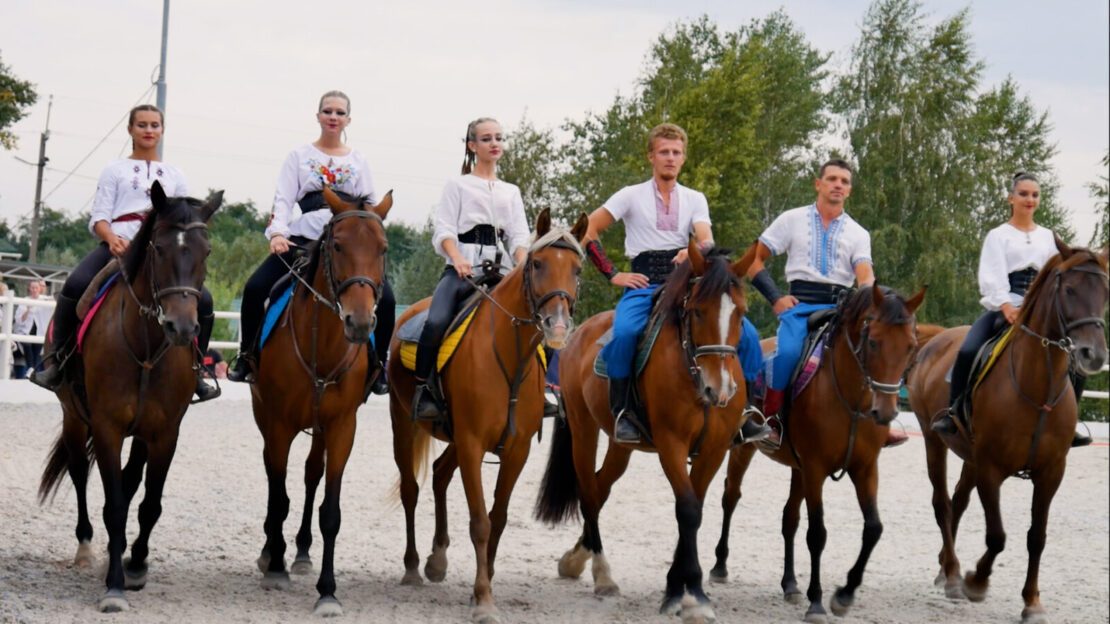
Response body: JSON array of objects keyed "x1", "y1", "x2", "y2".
[{"x1": 1, "y1": 389, "x2": 1107, "y2": 623}]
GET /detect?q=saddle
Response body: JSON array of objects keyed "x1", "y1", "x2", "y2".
[
  {"x1": 946, "y1": 323, "x2": 1014, "y2": 426},
  {"x1": 76, "y1": 259, "x2": 122, "y2": 320}
]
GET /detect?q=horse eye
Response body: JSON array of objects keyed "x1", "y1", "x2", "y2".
[
  {"x1": 1064, "y1": 286, "x2": 1076, "y2": 297},
  {"x1": 532, "y1": 259, "x2": 542, "y2": 270},
  {"x1": 868, "y1": 339, "x2": 878, "y2": 350},
  {"x1": 333, "y1": 241, "x2": 342, "y2": 253}
]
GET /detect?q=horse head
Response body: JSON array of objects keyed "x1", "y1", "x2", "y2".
[
  {"x1": 134, "y1": 181, "x2": 222, "y2": 346},
  {"x1": 837, "y1": 283, "x2": 926, "y2": 425},
  {"x1": 319, "y1": 187, "x2": 392, "y2": 344},
  {"x1": 524, "y1": 209, "x2": 588, "y2": 349},
  {"x1": 659, "y1": 241, "x2": 754, "y2": 408}
]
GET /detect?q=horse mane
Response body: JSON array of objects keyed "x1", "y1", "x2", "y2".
[
  {"x1": 657, "y1": 248, "x2": 740, "y2": 323},
  {"x1": 530, "y1": 228, "x2": 584, "y2": 258},
  {"x1": 1017, "y1": 245, "x2": 1108, "y2": 326},
  {"x1": 121, "y1": 196, "x2": 204, "y2": 283},
  {"x1": 836, "y1": 285, "x2": 913, "y2": 332}
]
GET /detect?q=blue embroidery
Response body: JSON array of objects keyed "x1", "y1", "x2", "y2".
[{"x1": 808, "y1": 204, "x2": 845, "y2": 277}]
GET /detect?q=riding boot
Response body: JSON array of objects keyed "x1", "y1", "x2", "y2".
[
  {"x1": 734, "y1": 382, "x2": 773, "y2": 445},
  {"x1": 883, "y1": 427, "x2": 909, "y2": 448},
  {"x1": 609, "y1": 377, "x2": 642, "y2": 444},
  {"x1": 369, "y1": 350, "x2": 389, "y2": 395},
  {"x1": 29, "y1": 294, "x2": 80, "y2": 391},
  {"x1": 227, "y1": 351, "x2": 256, "y2": 383},
  {"x1": 1070, "y1": 371, "x2": 1093, "y2": 447},
  {"x1": 759, "y1": 387, "x2": 786, "y2": 447},
  {"x1": 193, "y1": 311, "x2": 220, "y2": 402},
  {"x1": 413, "y1": 379, "x2": 444, "y2": 421}
]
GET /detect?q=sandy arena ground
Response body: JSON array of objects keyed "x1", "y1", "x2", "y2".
[{"x1": 1, "y1": 387, "x2": 1107, "y2": 623}]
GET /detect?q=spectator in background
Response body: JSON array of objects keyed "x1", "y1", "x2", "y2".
[{"x1": 14, "y1": 280, "x2": 52, "y2": 376}]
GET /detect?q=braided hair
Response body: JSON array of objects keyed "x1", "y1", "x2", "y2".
[{"x1": 461, "y1": 117, "x2": 499, "y2": 174}]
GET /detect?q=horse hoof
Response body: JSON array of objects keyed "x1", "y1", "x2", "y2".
[
  {"x1": 261, "y1": 571, "x2": 291, "y2": 590},
  {"x1": 784, "y1": 590, "x2": 803, "y2": 605},
  {"x1": 123, "y1": 564, "x2": 148, "y2": 590},
  {"x1": 934, "y1": 569, "x2": 946, "y2": 587},
  {"x1": 944, "y1": 579, "x2": 966, "y2": 601},
  {"x1": 256, "y1": 551, "x2": 272, "y2": 574},
  {"x1": 680, "y1": 601, "x2": 717, "y2": 624},
  {"x1": 708, "y1": 565, "x2": 728, "y2": 583},
  {"x1": 594, "y1": 581, "x2": 620, "y2": 597},
  {"x1": 803, "y1": 612, "x2": 828, "y2": 624},
  {"x1": 291, "y1": 556, "x2": 313, "y2": 576},
  {"x1": 424, "y1": 550, "x2": 448, "y2": 583},
  {"x1": 1021, "y1": 606, "x2": 1049, "y2": 624},
  {"x1": 660, "y1": 595, "x2": 684, "y2": 616},
  {"x1": 313, "y1": 596, "x2": 343, "y2": 617},
  {"x1": 400, "y1": 569, "x2": 424, "y2": 586},
  {"x1": 98, "y1": 589, "x2": 130, "y2": 613},
  {"x1": 471, "y1": 603, "x2": 502, "y2": 624},
  {"x1": 829, "y1": 589, "x2": 852, "y2": 617},
  {"x1": 558, "y1": 546, "x2": 589, "y2": 579},
  {"x1": 962, "y1": 572, "x2": 988, "y2": 603},
  {"x1": 74, "y1": 541, "x2": 95, "y2": 568}
]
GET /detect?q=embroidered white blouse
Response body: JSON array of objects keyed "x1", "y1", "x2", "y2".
[
  {"x1": 601, "y1": 179, "x2": 711, "y2": 259},
  {"x1": 978, "y1": 223, "x2": 1058, "y2": 310},
  {"x1": 431, "y1": 174, "x2": 531, "y2": 269},
  {"x1": 89, "y1": 159, "x2": 189, "y2": 240},
  {"x1": 758, "y1": 204, "x2": 872, "y2": 287},
  {"x1": 265, "y1": 144, "x2": 378, "y2": 241}
]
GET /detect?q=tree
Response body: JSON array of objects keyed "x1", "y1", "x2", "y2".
[
  {"x1": 15, "y1": 206, "x2": 95, "y2": 261},
  {"x1": 498, "y1": 116, "x2": 563, "y2": 224},
  {"x1": 1089, "y1": 150, "x2": 1109, "y2": 249},
  {"x1": 0, "y1": 53, "x2": 37, "y2": 150}
]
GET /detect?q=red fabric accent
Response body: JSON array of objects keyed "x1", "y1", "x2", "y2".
[
  {"x1": 77, "y1": 291, "x2": 112, "y2": 354},
  {"x1": 112, "y1": 212, "x2": 147, "y2": 224},
  {"x1": 586, "y1": 240, "x2": 616, "y2": 278},
  {"x1": 763, "y1": 388, "x2": 785, "y2": 417}
]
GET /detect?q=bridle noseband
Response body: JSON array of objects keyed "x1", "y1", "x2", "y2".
[
  {"x1": 843, "y1": 317, "x2": 906, "y2": 397},
  {"x1": 120, "y1": 220, "x2": 210, "y2": 322},
  {"x1": 678, "y1": 278, "x2": 740, "y2": 393},
  {"x1": 1019, "y1": 263, "x2": 1109, "y2": 354},
  {"x1": 321, "y1": 210, "x2": 386, "y2": 321}
]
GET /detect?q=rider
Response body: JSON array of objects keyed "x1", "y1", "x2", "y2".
[
  {"x1": 931, "y1": 173, "x2": 1092, "y2": 447},
  {"x1": 739, "y1": 159, "x2": 908, "y2": 448},
  {"x1": 31, "y1": 104, "x2": 219, "y2": 402},
  {"x1": 583, "y1": 122, "x2": 768, "y2": 445},
  {"x1": 227, "y1": 90, "x2": 395, "y2": 387},
  {"x1": 411, "y1": 117, "x2": 531, "y2": 421}
]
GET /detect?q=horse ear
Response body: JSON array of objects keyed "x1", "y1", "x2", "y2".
[
  {"x1": 731, "y1": 241, "x2": 757, "y2": 278},
  {"x1": 150, "y1": 180, "x2": 167, "y2": 214},
  {"x1": 905, "y1": 285, "x2": 927, "y2": 314},
  {"x1": 571, "y1": 212, "x2": 590, "y2": 244},
  {"x1": 200, "y1": 190, "x2": 224, "y2": 223},
  {"x1": 688, "y1": 238, "x2": 705, "y2": 276},
  {"x1": 534, "y1": 208, "x2": 552, "y2": 238},
  {"x1": 871, "y1": 282, "x2": 884, "y2": 309},
  {"x1": 323, "y1": 187, "x2": 351, "y2": 214},
  {"x1": 370, "y1": 190, "x2": 393, "y2": 220},
  {"x1": 1054, "y1": 235, "x2": 1074, "y2": 259}
]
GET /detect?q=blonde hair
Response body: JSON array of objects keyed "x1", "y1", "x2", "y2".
[{"x1": 647, "y1": 123, "x2": 687, "y2": 153}]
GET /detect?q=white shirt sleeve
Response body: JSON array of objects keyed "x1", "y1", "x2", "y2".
[
  {"x1": 978, "y1": 229, "x2": 1011, "y2": 310},
  {"x1": 432, "y1": 179, "x2": 463, "y2": 259},
  {"x1": 601, "y1": 186, "x2": 633, "y2": 222},
  {"x1": 88, "y1": 164, "x2": 119, "y2": 237},
  {"x1": 758, "y1": 210, "x2": 792, "y2": 256},
  {"x1": 507, "y1": 186, "x2": 531, "y2": 256},
  {"x1": 353, "y1": 152, "x2": 379, "y2": 206},
  {"x1": 691, "y1": 191, "x2": 711, "y2": 226},
  {"x1": 852, "y1": 229, "x2": 873, "y2": 267},
  {"x1": 265, "y1": 150, "x2": 300, "y2": 240}
]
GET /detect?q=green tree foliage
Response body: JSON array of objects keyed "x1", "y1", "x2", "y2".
[
  {"x1": 499, "y1": 116, "x2": 563, "y2": 224},
  {"x1": 391, "y1": 220, "x2": 440, "y2": 305},
  {"x1": 14, "y1": 206, "x2": 96, "y2": 262},
  {"x1": 0, "y1": 53, "x2": 37, "y2": 150},
  {"x1": 1089, "y1": 150, "x2": 1109, "y2": 249}
]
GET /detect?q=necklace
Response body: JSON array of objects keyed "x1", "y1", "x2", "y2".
[{"x1": 1010, "y1": 221, "x2": 1034, "y2": 245}]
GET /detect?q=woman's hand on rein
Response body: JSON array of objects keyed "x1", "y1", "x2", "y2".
[
  {"x1": 108, "y1": 235, "x2": 130, "y2": 257},
  {"x1": 269, "y1": 235, "x2": 291, "y2": 255}
]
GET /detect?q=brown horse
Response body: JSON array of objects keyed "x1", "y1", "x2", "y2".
[
  {"x1": 38, "y1": 182, "x2": 222, "y2": 612},
  {"x1": 250, "y1": 188, "x2": 392, "y2": 616},
  {"x1": 534, "y1": 243, "x2": 754, "y2": 623},
  {"x1": 709, "y1": 283, "x2": 925, "y2": 624},
  {"x1": 387, "y1": 209, "x2": 588, "y2": 624},
  {"x1": 907, "y1": 240, "x2": 1108, "y2": 624}
]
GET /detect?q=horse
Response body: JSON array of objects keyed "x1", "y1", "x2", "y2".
[
  {"x1": 907, "y1": 240, "x2": 1108, "y2": 624},
  {"x1": 38, "y1": 181, "x2": 223, "y2": 612},
  {"x1": 387, "y1": 209, "x2": 588, "y2": 624},
  {"x1": 708, "y1": 283, "x2": 925, "y2": 624},
  {"x1": 534, "y1": 242, "x2": 755, "y2": 623},
  {"x1": 249, "y1": 187, "x2": 392, "y2": 616}
]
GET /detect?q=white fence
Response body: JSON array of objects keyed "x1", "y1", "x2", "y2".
[{"x1": 3, "y1": 293, "x2": 1110, "y2": 390}]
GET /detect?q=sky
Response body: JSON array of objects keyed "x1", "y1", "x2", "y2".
[{"x1": 1, "y1": 0, "x2": 1107, "y2": 246}]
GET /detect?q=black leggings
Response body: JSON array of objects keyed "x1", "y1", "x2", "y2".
[
  {"x1": 950, "y1": 310, "x2": 1006, "y2": 404},
  {"x1": 237, "y1": 240, "x2": 396, "y2": 364},
  {"x1": 415, "y1": 267, "x2": 474, "y2": 381}
]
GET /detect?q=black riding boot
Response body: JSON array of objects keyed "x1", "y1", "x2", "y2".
[
  {"x1": 734, "y1": 382, "x2": 773, "y2": 445},
  {"x1": 29, "y1": 294, "x2": 80, "y2": 391},
  {"x1": 932, "y1": 347, "x2": 976, "y2": 436},
  {"x1": 1071, "y1": 371, "x2": 1093, "y2": 448},
  {"x1": 413, "y1": 379, "x2": 444, "y2": 421},
  {"x1": 193, "y1": 311, "x2": 220, "y2": 402},
  {"x1": 610, "y1": 377, "x2": 642, "y2": 444}
]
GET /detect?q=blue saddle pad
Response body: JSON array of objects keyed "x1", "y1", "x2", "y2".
[{"x1": 259, "y1": 286, "x2": 293, "y2": 349}]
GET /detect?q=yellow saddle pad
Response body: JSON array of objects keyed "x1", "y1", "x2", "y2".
[
  {"x1": 398, "y1": 308, "x2": 546, "y2": 373},
  {"x1": 972, "y1": 325, "x2": 1015, "y2": 392}
]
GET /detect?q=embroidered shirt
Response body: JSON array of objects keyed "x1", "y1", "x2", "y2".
[
  {"x1": 978, "y1": 223, "x2": 1058, "y2": 310},
  {"x1": 602, "y1": 179, "x2": 711, "y2": 259},
  {"x1": 89, "y1": 159, "x2": 189, "y2": 240},
  {"x1": 265, "y1": 144, "x2": 378, "y2": 240},
  {"x1": 431, "y1": 174, "x2": 531, "y2": 269},
  {"x1": 759, "y1": 204, "x2": 872, "y2": 287}
]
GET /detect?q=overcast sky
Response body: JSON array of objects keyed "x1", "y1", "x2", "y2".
[{"x1": 1, "y1": 0, "x2": 1107, "y2": 244}]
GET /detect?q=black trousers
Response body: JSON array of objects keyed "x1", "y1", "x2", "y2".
[
  {"x1": 415, "y1": 267, "x2": 474, "y2": 381},
  {"x1": 950, "y1": 310, "x2": 1006, "y2": 405}
]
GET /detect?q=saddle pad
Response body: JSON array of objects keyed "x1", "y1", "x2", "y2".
[
  {"x1": 791, "y1": 335, "x2": 827, "y2": 399},
  {"x1": 592, "y1": 311, "x2": 667, "y2": 380},
  {"x1": 76, "y1": 273, "x2": 120, "y2": 354},
  {"x1": 397, "y1": 307, "x2": 546, "y2": 373},
  {"x1": 259, "y1": 285, "x2": 294, "y2": 350},
  {"x1": 77, "y1": 259, "x2": 121, "y2": 320},
  {"x1": 972, "y1": 326, "x2": 1015, "y2": 392}
]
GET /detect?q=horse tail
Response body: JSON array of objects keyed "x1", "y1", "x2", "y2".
[
  {"x1": 533, "y1": 417, "x2": 580, "y2": 526},
  {"x1": 387, "y1": 425, "x2": 433, "y2": 506},
  {"x1": 38, "y1": 428, "x2": 93, "y2": 505}
]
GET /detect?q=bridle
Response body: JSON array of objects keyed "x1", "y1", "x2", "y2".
[
  {"x1": 678, "y1": 277, "x2": 741, "y2": 396},
  {"x1": 841, "y1": 316, "x2": 907, "y2": 398},
  {"x1": 119, "y1": 220, "x2": 210, "y2": 323}
]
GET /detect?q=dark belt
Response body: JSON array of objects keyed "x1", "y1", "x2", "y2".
[
  {"x1": 457, "y1": 224, "x2": 504, "y2": 246},
  {"x1": 1008, "y1": 268, "x2": 1038, "y2": 296},
  {"x1": 790, "y1": 280, "x2": 850, "y2": 305},
  {"x1": 631, "y1": 249, "x2": 683, "y2": 285},
  {"x1": 298, "y1": 189, "x2": 358, "y2": 213}
]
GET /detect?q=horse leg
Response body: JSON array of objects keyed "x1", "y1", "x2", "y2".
[
  {"x1": 456, "y1": 436, "x2": 499, "y2": 623},
  {"x1": 311, "y1": 417, "x2": 356, "y2": 617},
  {"x1": 91, "y1": 430, "x2": 130, "y2": 612},
  {"x1": 559, "y1": 421, "x2": 612, "y2": 596},
  {"x1": 391, "y1": 418, "x2": 423, "y2": 586},
  {"x1": 485, "y1": 442, "x2": 531, "y2": 581},
  {"x1": 710, "y1": 443, "x2": 756, "y2": 582},
  {"x1": 61, "y1": 416, "x2": 95, "y2": 567},
  {"x1": 962, "y1": 467, "x2": 1005, "y2": 602},
  {"x1": 586, "y1": 439, "x2": 632, "y2": 595},
  {"x1": 781, "y1": 469, "x2": 805, "y2": 604},
  {"x1": 950, "y1": 461, "x2": 976, "y2": 543},
  {"x1": 830, "y1": 462, "x2": 882, "y2": 617},
  {"x1": 424, "y1": 444, "x2": 458, "y2": 583},
  {"x1": 121, "y1": 439, "x2": 148, "y2": 508},
  {"x1": 258, "y1": 425, "x2": 296, "y2": 591},
  {"x1": 801, "y1": 466, "x2": 829, "y2": 623},
  {"x1": 123, "y1": 435, "x2": 179, "y2": 592},
  {"x1": 292, "y1": 433, "x2": 325, "y2": 575},
  {"x1": 924, "y1": 436, "x2": 963, "y2": 598},
  {"x1": 1020, "y1": 463, "x2": 1065, "y2": 624},
  {"x1": 655, "y1": 436, "x2": 709, "y2": 616}
]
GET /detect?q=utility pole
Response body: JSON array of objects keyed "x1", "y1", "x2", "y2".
[
  {"x1": 29, "y1": 95, "x2": 52, "y2": 264},
  {"x1": 156, "y1": 0, "x2": 170, "y2": 158}
]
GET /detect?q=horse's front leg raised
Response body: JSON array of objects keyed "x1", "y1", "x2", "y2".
[
  {"x1": 830, "y1": 461, "x2": 883, "y2": 617},
  {"x1": 425, "y1": 444, "x2": 458, "y2": 583},
  {"x1": 91, "y1": 429, "x2": 129, "y2": 612},
  {"x1": 1020, "y1": 463, "x2": 1065, "y2": 624},
  {"x1": 292, "y1": 432, "x2": 325, "y2": 575},
  {"x1": 710, "y1": 443, "x2": 756, "y2": 582},
  {"x1": 311, "y1": 416, "x2": 356, "y2": 617}
]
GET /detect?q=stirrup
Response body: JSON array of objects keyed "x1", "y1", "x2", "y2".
[
  {"x1": 29, "y1": 365, "x2": 63, "y2": 392},
  {"x1": 754, "y1": 415, "x2": 783, "y2": 450},
  {"x1": 613, "y1": 411, "x2": 642, "y2": 444},
  {"x1": 412, "y1": 384, "x2": 444, "y2": 422},
  {"x1": 930, "y1": 407, "x2": 960, "y2": 436},
  {"x1": 734, "y1": 406, "x2": 772, "y2": 445},
  {"x1": 192, "y1": 377, "x2": 221, "y2": 404},
  {"x1": 227, "y1": 352, "x2": 256, "y2": 383}
]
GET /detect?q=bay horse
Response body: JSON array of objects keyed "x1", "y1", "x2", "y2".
[
  {"x1": 907, "y1": 240, "x2": 1108, "y2": 624},
  {"x1": 709, "y1": 283, "x2": 925, "y2": 624},
  {"x1": 534, "y1": 243, "x2": 755, "y2": 623},
  {"x1": 38, "y1": 181, "x2": 223, "y2": 612},
  {"x1": 250, "y1": 187, "x2": 392, "y2": 616},
  {"x1": 388, "y1": 209, "x2": 588, "y2": 624}
]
